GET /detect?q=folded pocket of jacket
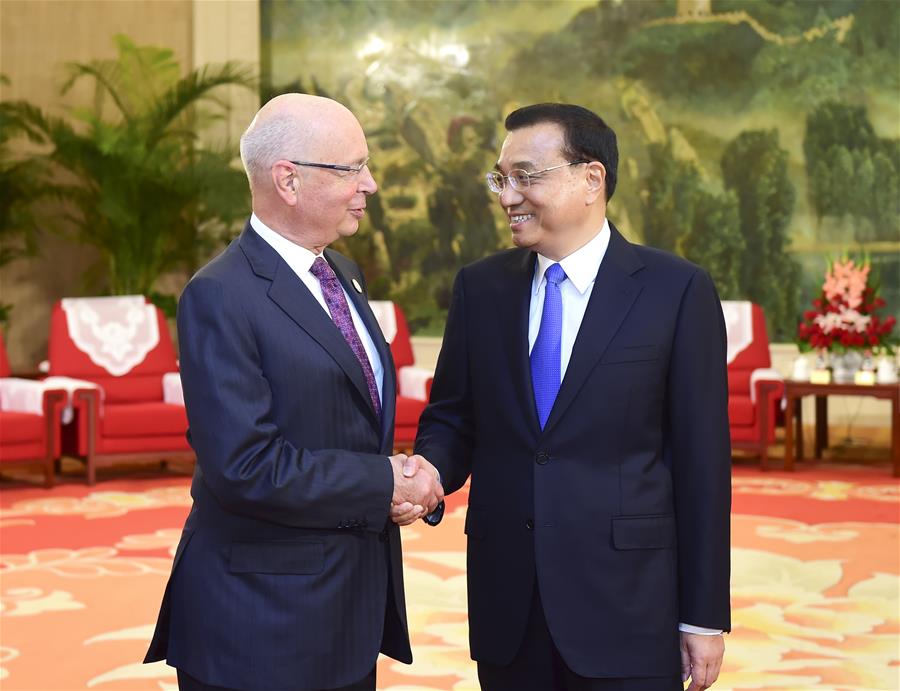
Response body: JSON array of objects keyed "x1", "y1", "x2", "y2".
[
  {"x1": 600, "y1": 344, "x2": 660, "y2": 364},
  {"x1": 611, "y1": 514, "x2": 676, "y2": 550},
  {"x1": 229, "y1": 539, "x2": 325, "y2": 574}
]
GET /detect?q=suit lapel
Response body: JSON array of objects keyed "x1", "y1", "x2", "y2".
[
  {"x1": 326, "y1": 249, "x2": 396, "y2": 448},
  {"x1": 495, "y1": 250, "x2": 542, "y2": 434},
  {"x1": 541, "y1": 224, "x2": 644, "y2": 436},
  {"x1": 239, "y1": 227, "x2": 377, "y2": 429}
]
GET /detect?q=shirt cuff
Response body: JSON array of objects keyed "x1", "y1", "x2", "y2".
[{"x1": 679, "y1": 623, "x2": 722, "y2": 635}]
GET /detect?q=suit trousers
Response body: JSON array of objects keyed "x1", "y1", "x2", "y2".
[
  {"x1": 476, "y1": 584, "x2": 683, "y2": 691},
  {"x1": 176, "y1": 667, "x2": 376, "y2": 691}
]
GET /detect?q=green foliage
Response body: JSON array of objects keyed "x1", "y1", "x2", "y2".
[
  {"x1": 845, "y1": 0, "x2": 900, "y2": 89},
  {"x1": 641, "y1": 142, "x2": 744, "y2": 298},
  {"x1": 682, "y1": 190, "x2": 744, "y2": 300},
  {"x1": 621, "y1": 22, "x2": 763, "y2": 103},
  {"x1": 641, "y1": 143, "x2": 700, "y2": 253},
  {"x1": 804, "y1": 101, "x2": 900, "y2": 239},
  {"x1": 722, "y1": 129, "x2": 800, "y2": 338},
  {"x1": 11, "y1": 35, "x2": 255, "y2": 296},
  {"x1": 0, "y1": 75, "x2": 50, "y2": 325},
  {"x1": 751, "y1": 34, "x2": 852, "y2": 108}
]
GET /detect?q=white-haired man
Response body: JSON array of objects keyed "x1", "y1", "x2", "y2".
[{"x1": 145, "y1": 94, "x2": 443, "y2": 691}]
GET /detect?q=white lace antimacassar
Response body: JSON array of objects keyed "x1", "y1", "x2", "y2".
[{"x1": 60, "y1": 296, "x2": 161, "y2": 376}]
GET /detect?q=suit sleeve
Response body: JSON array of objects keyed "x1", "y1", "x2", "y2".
[
  {"x1": 414, "y1": 269, "x2": 475, "y2": 495},
  {"x1": 666, "y1": 268, "x2": 732, "y2": 631},
  {"x1": 177, "y1": 275, "x2": 393, "y2": 532}
]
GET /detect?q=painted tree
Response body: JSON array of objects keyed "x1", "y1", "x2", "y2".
[
  {"x1": 722, "y1": 129, "x2": 800, "y2": 338},
  {"x1": 641, "y1": 142, "x2": 744, "y2": 299},
  {"x1": 682, "y1": 189, "x2": 744, "y2": 300},
  {"x1": 641, "y1": 142, "x2": 699, "y2": 254}
]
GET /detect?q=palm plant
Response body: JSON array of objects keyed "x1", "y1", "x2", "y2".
[
  {"x1": 0, "y1": 75, "x2": 50, "y2": 325},
  {"x1": 11, "y1": 35, "x2": 255, "y2": 296}
]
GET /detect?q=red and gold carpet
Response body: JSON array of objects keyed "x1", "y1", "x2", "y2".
[{"x1": 1, "y1": 461, "x2": 897, "y2": 691}]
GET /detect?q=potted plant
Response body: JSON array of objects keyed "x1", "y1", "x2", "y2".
[
  {"x1": 796, "y1": 256, "x2": 897, "y2": 382},
  {"x1": 0, "y1": 75, "x2": 49, "y2": 327},
  {"x1": 7, "y1": 35, "x2": 255, "y2": 304}
]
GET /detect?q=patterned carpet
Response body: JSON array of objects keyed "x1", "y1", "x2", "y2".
[{"x1": 0, "y1": 459, "x2": 897, "y2": 691}]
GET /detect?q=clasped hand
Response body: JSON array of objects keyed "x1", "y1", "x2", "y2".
[{"x1": 389, "y1": 453, "x2": 443, "y2": 526}]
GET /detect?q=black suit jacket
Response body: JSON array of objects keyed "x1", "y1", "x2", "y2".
[
  {"x1": 145, "y1": 222, "x2": 412, "y2": 690},
  {"x1": 415, "y1": 224, "x2": 731, "y2": 677}
]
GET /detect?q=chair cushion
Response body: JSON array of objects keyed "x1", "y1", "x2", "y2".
[
  {"x1": 96, "y1": 434, "x2": 190, "y2": 455},
  {"x1": 101, "y1": 402, "x2": 188, "y2": 438},
  {"x1": 0, "y1": 410, "x2": 45, "y2": 444},
  {"x1": 395, "y1": 395, "x2": 426, "y2": 425},
  {"x1": 728, "y1": 396, "x2": 756, "y2": 427},
  {"x1": 93, "y1": 374, "x2": 165, "y2": 404}
]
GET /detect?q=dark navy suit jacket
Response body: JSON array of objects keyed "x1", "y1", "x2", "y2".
[
  {"x1": 145, "y1": 223, "x2": 412, "y2": 690},
  {"x1": 415, "y1": 224, "x2": 731, "y2": 677}
]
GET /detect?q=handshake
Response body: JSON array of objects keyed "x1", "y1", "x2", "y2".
[{"x1": 389, "y1": 453, "x2": 444, "y2": 526}]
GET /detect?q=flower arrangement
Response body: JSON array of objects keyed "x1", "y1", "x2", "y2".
[{"x1": 797, "y1": 257, "x2": 896, "y2": 355}]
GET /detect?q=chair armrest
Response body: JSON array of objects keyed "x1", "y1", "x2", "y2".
[
  {"x1": 162, "y1": 372, "x2": 184, "y2": 406},
  {"x1": 0, "y1": 377, "x2": 96, "y2": 417},
  {"x1": 749, "y1": 368, "x2": 784, "y2": 404},
  {"x1": 1, "y1": 378, "x2": 52, "y2": 415},
  {"x1": 398, "y1": 366, "x2": 434, "y2": 402},
  {"x1": 43, "y1": 377, "x2": 101, "y2": 424}
]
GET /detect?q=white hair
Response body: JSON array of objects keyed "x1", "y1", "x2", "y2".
[{"x1": 239, "y1": 113, "x2": 307, "y2": 187}]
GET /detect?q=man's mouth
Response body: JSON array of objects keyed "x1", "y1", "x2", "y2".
[
  {"x1": 509, "y1": 213, "x2": 535, "y2": 227},
  {"x1": 349, "y1": 208, "x2": 366, "y2": 219}
]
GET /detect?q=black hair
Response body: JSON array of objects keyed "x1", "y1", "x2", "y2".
[{"x1": 505, "y1": 103, "x2": 618, "y2": 200}]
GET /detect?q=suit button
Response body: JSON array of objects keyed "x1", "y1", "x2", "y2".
[
  {"x1": 525, "y1": 518, "x2": 534, "y2": 531},
  {"x1": 535, "y1": 451, "x2": 550, "y2": 465}
]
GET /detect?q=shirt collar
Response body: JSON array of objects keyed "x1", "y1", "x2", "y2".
[
  {"x1": 533, "y1": 219, "x2": 611, "y2": 296},
  {"x1": 250, "y1": 213, "x2": 321, "y2": 275}
]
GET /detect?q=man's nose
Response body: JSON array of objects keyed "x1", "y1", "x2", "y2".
[
  {"x1": 359, "y1": 165, "x2": 377, "y2": 194},
  {"x1": 498, "y1": 183, "x2": 522, "y2": 208}
]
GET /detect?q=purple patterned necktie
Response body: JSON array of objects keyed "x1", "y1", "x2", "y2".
[{"x1": 309, "y1": 257, "x2": 381, "y2": 420}]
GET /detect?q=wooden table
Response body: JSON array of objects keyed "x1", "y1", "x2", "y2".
[{"x1": 783, "y1": 380, "x2": 900, "y2": 476}]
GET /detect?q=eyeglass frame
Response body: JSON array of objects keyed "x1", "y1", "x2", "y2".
[
  {"x1": 289, "y1": 156, "x2": 370, "y2": 176},
  {"x1": 485, "y1": 160, "x2": 589, "y2": 194}
]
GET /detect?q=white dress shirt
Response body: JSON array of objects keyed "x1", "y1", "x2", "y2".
[
  {"x1": 250, "y1": 213, "x2": 384, "y2": 405},
  {"x1": 528, "y1": 218, "x2": 720, "y2": 637}
]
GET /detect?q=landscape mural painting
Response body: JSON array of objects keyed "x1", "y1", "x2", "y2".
[{"x1": 261, "y1": 0, "x2": 899, "y2": 340}]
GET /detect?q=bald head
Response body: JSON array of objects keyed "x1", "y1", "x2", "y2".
[
  {"x1": 238, "y1": 93, "x2": 376, "y2": 252},
  {"x1": 239, "y1": 94, "x2": 361, "y2": 189}
]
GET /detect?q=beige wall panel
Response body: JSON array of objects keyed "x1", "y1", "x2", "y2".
[
  {"x1": 1, "y1": 1, "x2": 193, "y2": 109},
  {"x1": 192, "y1": 0, "x2": 260, "y2": 144}
]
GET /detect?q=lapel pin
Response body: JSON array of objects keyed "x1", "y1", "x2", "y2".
[{"x1": 352, "y1": 278, "x2": 363, "y2": 294}]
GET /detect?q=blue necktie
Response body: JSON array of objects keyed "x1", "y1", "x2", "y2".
[{"x1": 531, "y1": 263, "x2": 567, "y2": 430}]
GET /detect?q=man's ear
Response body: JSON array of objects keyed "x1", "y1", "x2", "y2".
[
  {"x1": 585, "y1": 162, "x2": 606, "y2": 205},
  {"x1": 272, "y1": 162, "x2": 299, "y2": 206}
]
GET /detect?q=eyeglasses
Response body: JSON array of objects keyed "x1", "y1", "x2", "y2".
[
  {"x1": 289, "y1": 156, "x2": 370, "y2": 177},
  {"x1": 485, "y1": 160, "x2": 588, "y2": 194}
]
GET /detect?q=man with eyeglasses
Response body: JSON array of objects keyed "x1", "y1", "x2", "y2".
[
  {"x1": 413, "y1": 103, "x2": 731, "y2": 690},
  {"x1": 145, "y1": 94, "x2": 443, "y2": 691}
]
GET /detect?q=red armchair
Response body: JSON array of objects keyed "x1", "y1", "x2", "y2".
[
  {"x1": 369, "y1": 301, "x2": 434, "y2": 447},
  {"x1": 46, "y1": 297, "x2": 192, "y2": 484},
  {"x1": 0, "y1": 336, "x2": 67, "y2": 487},
  {"x1": 722, "y1": 301, "x2": 784, "y2": 468}
]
